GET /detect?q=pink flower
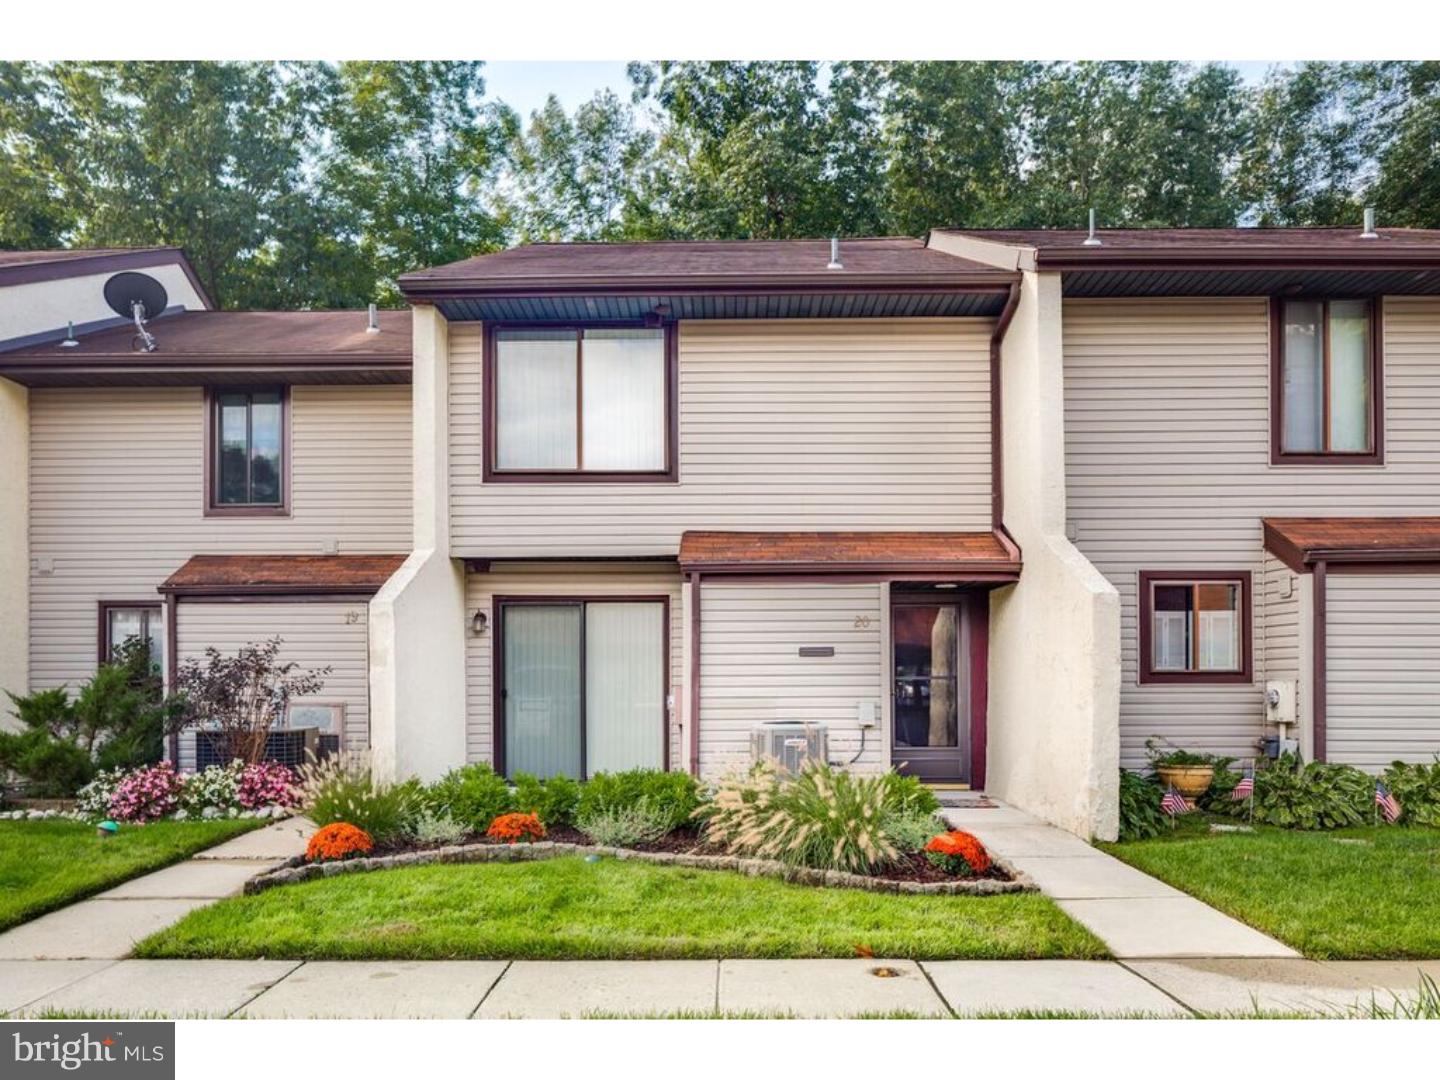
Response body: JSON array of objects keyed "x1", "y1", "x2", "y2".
[
  {"x1": 109, "y1": 763, "x2": 185, "y2": 822},
  {"x1": 237, "y1": 762, "x2": 299, "y2": 809}
]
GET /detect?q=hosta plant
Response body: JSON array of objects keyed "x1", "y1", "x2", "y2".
[
  {"x1": 1213, "y1": 754, "x2": 1371, "y2": 830},
  {"x1": 1381, "y1": 758, "x2": 1440, "y2": 826},
  {"x1": 703, "y1": 761, "x2": 898, "y2": 875}
]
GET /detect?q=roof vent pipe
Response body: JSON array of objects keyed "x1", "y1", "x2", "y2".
[
  {"x1": 366, "y1": 303, "x2": 380, "y2": 333},
  {"x1": 827, "y1": 237, "x2": 843, "y2": 270},
  {"x1": 59, "y1": 320, "x2": 80, "y2": 348},
  {"x1": 1082, "y1": 208, "x2": 1102, "y2": 247},
  {"x1": 1360, "y1": 207, "x2": 1379, "y2": 240}
]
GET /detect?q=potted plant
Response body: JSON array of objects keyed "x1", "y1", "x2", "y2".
[{"x1": 1146, "y1": 738, "x2": 1218, "y2": 798}]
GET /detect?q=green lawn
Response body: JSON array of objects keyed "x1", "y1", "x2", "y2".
[
  {"x1": 135, "y1": 855, "x2": 1108, "y2": 961},
  {"x1": 0, "y1": 817, "x2": 262, "y2": 932},
  {"x1": 1101, "y1": 821, "x2": 1440, "y2": 959}
]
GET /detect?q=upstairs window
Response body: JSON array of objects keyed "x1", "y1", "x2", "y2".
[
  {"x1": 209, "y1": 388, "x2": 287, "y2": 512},
  {"x1": 1273, "y1": 298, "x2": 1381, "y2": 463},
  {"x1": 487, "y1": 326, "x2": 674, "y2": 481},
  {"x1": 1139, "y1": 572, "x2": 1252, "y2": 685}
]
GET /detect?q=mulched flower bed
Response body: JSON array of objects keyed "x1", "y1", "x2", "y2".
[{"x1": 305, "y1": 823, "x2": 1025, "y2": 892}]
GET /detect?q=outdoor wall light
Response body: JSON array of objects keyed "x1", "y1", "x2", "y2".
[{"x1": 471, "y1": 610, "x2": 488, "y2": 635}]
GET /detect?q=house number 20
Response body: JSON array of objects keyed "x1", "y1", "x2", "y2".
[{"x1": 853, "y1": 615, "x2": 871, "y2": 629}]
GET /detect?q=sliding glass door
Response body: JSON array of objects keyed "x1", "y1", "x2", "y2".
[{"x1": 501, "y1": 599, "x2": 666, "y2": 779}]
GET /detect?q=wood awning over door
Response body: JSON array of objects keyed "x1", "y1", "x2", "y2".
[{"x1": 677, "y1": 530, "x2": 1021, "y2": 579}]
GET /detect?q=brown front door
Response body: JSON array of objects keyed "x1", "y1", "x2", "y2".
[{"x1": 891, "y1": 598, "x2": 970, "y2": 783}]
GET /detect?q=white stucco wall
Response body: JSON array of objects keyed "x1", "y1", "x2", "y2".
[
  {"x1": 369, "y1": 305, "x2": 466, "y2": 781},
  {"x1": 985, "y1": 273, "x2": 1121, "y2": 840},
  {"x1": 0, "y1": 377, "x2": 28, "y2": 718}
]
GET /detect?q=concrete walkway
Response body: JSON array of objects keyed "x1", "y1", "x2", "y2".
[
  {"x1": 0, "y1": 817, "x2": 312, "y2": 961},
  {"x1": 5, "y1": 957, "x2": 1437, "y2": 1018},
  {"x1": 942, "y1": 804, "x2": 1298, "y2": 959}
]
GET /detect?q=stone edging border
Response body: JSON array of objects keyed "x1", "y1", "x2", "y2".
[{"x1": 244, "y1": 841, "x2": 1036, "y2": 896}]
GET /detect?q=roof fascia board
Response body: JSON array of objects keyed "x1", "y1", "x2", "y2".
[{"x1": 926, "y1": 231, "x2": 1037, "y2": 272}]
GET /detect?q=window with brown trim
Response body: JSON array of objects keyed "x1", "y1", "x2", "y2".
[
  {"x1": 206, "y1": 387, "x2": 290, "y2": 514},
  {"x1": 1138, "y1": 571, "x2": 1252, "y2": 685},
  {"x1": 99, "y1": 602, "x2": 165, "y2": 672},
  {"x1": 1272, "y1": 297, "x2": 1382, "y2": 464},
  {"x1": 484, "y1": 325, "x2": 677, "y2": 482}
]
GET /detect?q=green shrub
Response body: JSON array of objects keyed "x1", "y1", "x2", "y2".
[
  {"x1": 1144, "y1": 736, "x2": 1232, "y2": 773},
  {"x1": 407, "y1": 811, "x2": 470, "y2": 845},
  {"x1": 1117, "y1": 769, "x2": 1167, "y2": 841},
  {"x1": 577, "y1": 801, "x2": 676, "y2": 846},
  {"x1": 297, "y1": 754, "x2": 423, "y2": 843},
  {"x1": 512, "y1": 772, "x2": 581, "y2": 828},
  {"x1": 880, "y1": 810, "x2": 945, "y2": 853},
  {"x1": 703, "y1": 761, "x2": 898, "y2": 875},
  {"x1": 577, "y1": 768, "x2": 702, "y2": 833},
  {"x1": 1213, "y1": 754, "x2": 1371, "y2": 830},
  {"x1": 878, "y1": 771, "x2": 942, "y2": 816},
  {"x1": 1381, "y1": 758, "x2": 1440, "y2": 826},
  {"x1": 0, "y1": 641, "x2": 174, "y2": 796},
  {"x1": 426, "y1": 763, "x2": 514, "y2": 831}
]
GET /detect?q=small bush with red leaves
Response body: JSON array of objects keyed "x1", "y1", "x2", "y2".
[
  {"x1": 306, "y1": 822, "x2": 374, "y2": 862},
  {"x1": 922, "y1": 830, "x2": 992, "y2": 876},
  {"x1": 486, "y1": 811, "x2": 546, "y2": 844}
]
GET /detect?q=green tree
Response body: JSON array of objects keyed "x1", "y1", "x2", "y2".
[
  {"x1": 498, "y1": 90, "x2": 655, "y2": 242},
  {"x1": 0, "y1": 62, "x2": 75, "y2": 248},
  {"x1": 1020, "y1": 61, "x2": 1248, "y2": 229},
  {"x1": 871, "y1": 61, "x2": 1033, "y2": 234},
  {"x1": 1371, "y1": 62, "x2": 1440, "y2": 228},
  {"x1": 319, "y1": 61, "x2": 510, "y2": 302},
  {"x1": 37, "y1": 61, "x2": 321, "y2": 308}
]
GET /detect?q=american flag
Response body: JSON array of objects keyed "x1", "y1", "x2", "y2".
[
  {"x1": 1161, "y1": 787, "x2": 1192, "y2": 816},
  {"x1": 1376, "y1": 780, "x2": 1402, "y2": 823},
  {"x1": 1230, "y1": 762, "x2": 1255, "y2": 801}
]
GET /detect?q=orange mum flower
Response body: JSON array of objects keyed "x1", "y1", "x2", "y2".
[
  {"x1": 486, "y1": 812, "x2": 546, "y2": 844},
  {"x1": 306, "y1": 822, "x2": 373, "y2": 863},
  {"x1": 922, "y1": 829, "x2": 991, "y2": 875}
]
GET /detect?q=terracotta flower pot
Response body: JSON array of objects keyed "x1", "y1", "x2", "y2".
[{"x1": 1157, "y1": 764, "x2": 1214, "y2": 798}]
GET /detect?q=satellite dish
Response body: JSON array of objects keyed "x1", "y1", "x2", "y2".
[
  {"x1": 104, "y1": 272, "x2": 169, "y2": 321},
  {"x1": 103, "y1": 271, "x2": 168, "y2": 352}
]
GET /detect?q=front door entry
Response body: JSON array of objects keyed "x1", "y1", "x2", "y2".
[{"x1": 891, "y1": 599, "x2": 970, "y2": 783}]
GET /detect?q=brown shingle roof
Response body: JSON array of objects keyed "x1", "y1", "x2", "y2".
[
  {"x1": 0, "y1": 246, "x2": 175, "y2": 269},
  {"x1": 1263, "y1": 517, "x2": 1440, "y2": 571},
  {"x1": 160, "y1": 554, "x2": 408, "y2": 596},
  {"x1": 678, "y1": 531, "x2": 1019, "y2": 575},
  {"x1": 400, "y1": 237, "x2": 1012, "y2": 295},
  {"x1": 0, "y1": 309, "x2": 411, "y2": 361},
  {"x1": 935, "y1": 227, "x2": 1440, "y2": 268}
]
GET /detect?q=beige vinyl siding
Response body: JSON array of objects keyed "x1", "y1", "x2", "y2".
[
  {"x1": 175, "y1": 600, "x2": 371, "y2": 770},
  {"x1": 28, "y1": 384, "x2": 410, "y2": 692},
  {"x1": 1327, "y1": 574, "x2": 1440, "y2": 770},
  {"x1": 1064, "y1": 297, "x2": 1440, "y2": 767},
  {"x1": 449, "y1": 319, "x2": 993, "y2": 556},
  {"x1": 1263, "y1": 555, "x2": 1301, "y2": 685},
  {"x1": 699, "y1": 581, "x2": 884, "y2": 776},
  {"x1": 463, "y1": 563, "x2": 684, "y2": 770}
]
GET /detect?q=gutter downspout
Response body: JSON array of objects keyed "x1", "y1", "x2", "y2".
[
  {"x1": 990, "y1": 282, "x2": 1022, "y2": 560},
  {"x1": 1312, "y1": 561, "x2": 1328, "y2": 762},
  {"x1": 688, "y1": 571, "x2": 702, "y2": 776}
]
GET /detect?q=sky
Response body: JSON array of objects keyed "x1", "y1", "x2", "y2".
[{"x1": 483, "y1": 60, "x2": 1280, "y2": 120}]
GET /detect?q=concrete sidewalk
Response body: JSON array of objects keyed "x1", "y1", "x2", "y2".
[
  {"x1": 4, "y1": 957, "x2": 1437, "y2": 1018},
  {"x1": 0, "y1": 817, "x2": 312, "y2": 961},
  {"x1": 943, "y1": 804, "x2": 1298, "y2": 959}
]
